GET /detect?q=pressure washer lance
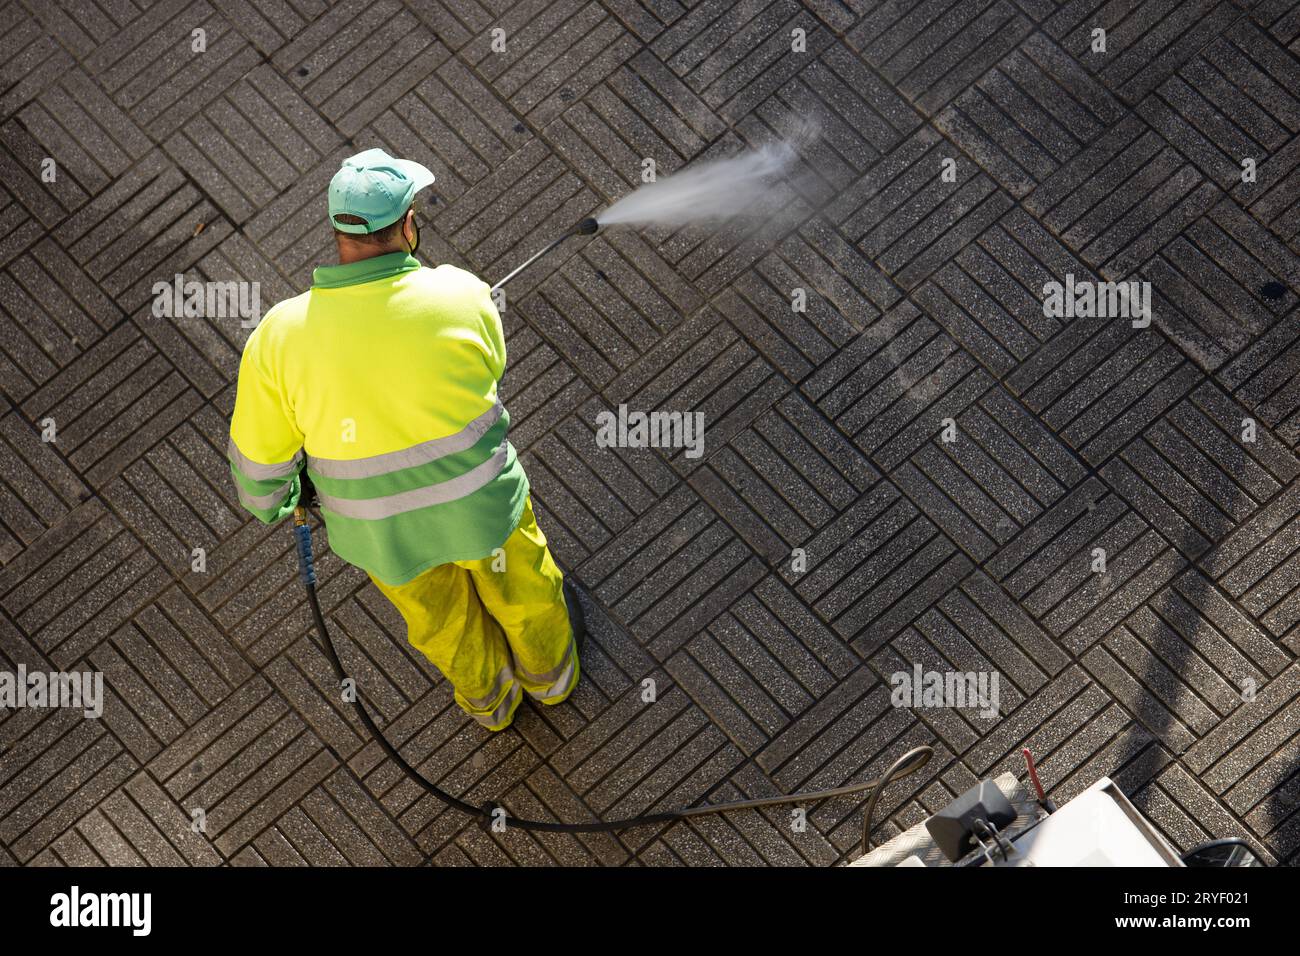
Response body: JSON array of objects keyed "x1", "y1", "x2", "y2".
[
  {"x1": 489, "y1": 216, "x2": 601, "y2": 293},
  {"x1": 289, "y1": 218, "x2": 935, "y2": 838}
]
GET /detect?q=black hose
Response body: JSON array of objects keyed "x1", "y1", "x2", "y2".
[
  {"x1": 860, "y1": 747, "x2": 935, "y2": 857},
  {"x1": 294, "y1": 507, "x2": 934, "y2": 836}
]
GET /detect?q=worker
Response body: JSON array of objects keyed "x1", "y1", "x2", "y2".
[{"x1": 227, "y1": 148, "x2": 584, "y2": 732}]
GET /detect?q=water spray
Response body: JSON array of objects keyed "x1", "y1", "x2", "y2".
[{"x1": 489, "y1": 135, "x2": 804, "y2": 292}]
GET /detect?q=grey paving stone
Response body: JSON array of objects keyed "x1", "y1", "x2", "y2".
[
  {"x1": 787, "y1": 478, "x2": 975, "y2": 650},
  {"x1": 1045, "y1": 0, "x2": 1245, "y2": 105},
  {"x1": 1201, "y1": 475, "x2": 1300, "y2": 638},
  {"x1": 1218, "y1": 314, "x2": 1300, "y2": 447},
  {"x1": 936, "y1": 32, "x2": 1125, "y2": 199},
  {"x1": 1007, "y1": 315, "x2": 1205, "y2": 467},
  {"x1": 912, "y1": 207, "x2": 1082, "y2": 378},
  {"x1": 837, "y1": 126, "x2": 1016, "y2": 291},
  {"x1": 1141, "y1": 199, "x2": 1300, "y2": 372},
  {"x1": 651, "y1": 0, "x2": 834, "y2": 123},
  {"x1": 85, "y1": 0, "x2": 263, "y2": 141},
  {"x1": 0, "y1": 118, "x2": 86, "y2": 226},
  {"x1": 1139, "y1": 20, "x2": 1300, "y2": 193},
  {"x1": 0, "y1": 182, "x2": 48, "y2": 270},
  {"x1": 0, "y1": 411, "x2": 88, "y2": 565},
  {"x1": 847, "y1": 0, "x2": 1033, "y2": 117},
  {"x1": 27, "y1": 66, "x2": 151, "y2": 179},
  {"x1": 1101, "y1": 381, "x2": 1299, "y2": 558},
  {"x1": 0, "y1": 5, "x2": 76, "y2": 121}
]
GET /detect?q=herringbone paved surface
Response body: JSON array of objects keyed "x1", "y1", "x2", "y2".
[{"x1": 1, "y1": 0, "x2": 1299, "y2": 867}]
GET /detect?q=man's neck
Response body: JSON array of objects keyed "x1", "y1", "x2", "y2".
[{"x1": 336, "y1": 243, "x2": 407, "y2": 265}]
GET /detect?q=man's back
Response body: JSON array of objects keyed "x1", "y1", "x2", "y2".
[{"x1": 228, "y1": 253, "x2": 529, "y2": 586}]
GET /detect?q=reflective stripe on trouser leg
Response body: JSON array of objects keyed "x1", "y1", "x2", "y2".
[
  {"x1": 367, "y1": 563, "x2": 522, "y2": 731},
  {"x1": 460, "y1": 496, "x2": 579, "y2": 706}
]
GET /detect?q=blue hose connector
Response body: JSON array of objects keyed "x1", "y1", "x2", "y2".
[{"x1": 293, "y1": 507, "x2": 316, "y2": 586}]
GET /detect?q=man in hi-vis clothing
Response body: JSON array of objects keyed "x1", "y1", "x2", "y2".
[{"x1": 228, "y1": 149, "x2": 581, "y2": 731}]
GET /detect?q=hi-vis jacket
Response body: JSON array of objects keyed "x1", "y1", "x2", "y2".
[{"x1": 228, "y1": 252, "x2": 528, "y2": 586}]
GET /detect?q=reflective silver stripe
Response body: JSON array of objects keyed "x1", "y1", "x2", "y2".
[
  {"x1": 523, "y1": 642, "x2": 577, "y2": 703},
  {"x1": 528, "y1": 656, "x2": 576, "y2": 703},
  {"x1": 464, "y1": 664, "x2": 514, "y2": 711},
  {"x1": 316, "y1": 445, "x2": 507, "y2": 519},
  {"x1": 308, "y1": 401, "x2": 504, "y2": 479},
  {"x1": 470, "y1": 682, "x2": 521, "y2": 728},
  {"x1": 227, "y1": 437, "x2": 302, "y2": 481},
  {"x1": 516, "y1": 638, "x2": 575, "y2": 685},
  {"x1": 236, "y1": 480, "x2": 293, "y2": 510}
]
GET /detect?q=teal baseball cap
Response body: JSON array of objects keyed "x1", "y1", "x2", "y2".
[{"x1": 328, "y1": 148, "x2": 435, "y2": 234}]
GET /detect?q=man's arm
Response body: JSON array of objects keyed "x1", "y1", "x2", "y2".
[
  {"x1": 477, "y1": 281, "x2": 507, "y2": 381},
  {"x1": 228, "y1": 319, "x2": 305, "y2": 524}
]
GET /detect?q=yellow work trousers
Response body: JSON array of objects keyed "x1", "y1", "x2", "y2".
[{"x1": 368, "y1": 496, "x2": 578, "y2": 731}]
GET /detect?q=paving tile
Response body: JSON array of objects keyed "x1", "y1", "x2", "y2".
[
  {"x1": 602, "y1": 308, "x2": 791, "y2": 477},
  {"x1": 267, "y1": 0, "x2": 441, "y2": 136},
  {"x1": 1007, "y1": 315, "x2": 1204, "y2": 468},
  {"x1": 0, "y1": 410, "x2": 88, "y2": 566},
  {"x1": 1139, "y1": 20, "x2": 1300, "y2": 192},
  {"x1": 1201, "y1": 475, "x2": 1300, "y2": 639},
  {"x1": 1130, "y1": 761, "x2": 1280, "y2": 863},
  {"x1": 214, "y1": 0, "x2": 329, "y2": 56},
  {"x1": 716, "y1": 240, "x2": 875, "y2": 384},
  {"x1": 911, "y1": 205, "x2": 1087, "y2": 378},
  {"x1": 541, "y1": 55, "x2": 715, "y2": 207},
  {"x1": 0, "y1": 239, "x2": 124, "y2": 405},
  {"x1": 511, "y1": 238, "x2": 693, "y2": 390},
  {"x1": 836, "y1": 126, "x2": 1016, "y2": 291},
  {"x1": 18, "y1": 67, "x2": 152, "y2": 198},
  {"x1": 1217, "y1": 313, "x2": 1300, "y2": 447},
  {"x1": 165, "y1": 64, "x2": 343, "y2": 226},
  {"x1": 692, "y1": 391, "x2": 879, "y2": 561},
  {"x1": 0, "y1": 181, "x2": 47, "y2": 270},
  {"x1": 379, "y1": 58, "x2": 533, "y2": 204},
  {"x1": 891, "y1": 387, "x2": 1089, "y2": 561},
  {"x1": 753, "y1": 41, "x2": 921, "y2": 202},
  {"x1": 667, "y1": 575, "x2": 859, "y2": 758},
  {"x1": 803, "y1": 302, "x2": 997, "y2": 475},
  {"x1": 846, "y1": 0, "x2": 1033, "y2": 117},
  {"x1": 1044, "y1": 0, "x2": 1246, "y2": 105},
  {"x1": 1034, "y1": 120, "x2": 1222, "y2": 279},
  {"x1": 0, "y1": 117, "x2": 85, "y2": 227},
  {"x1": 578, "y1": 484, "x2": 766, "y2": 659},
  {"x1": 787, "y1": 479, "x2": 974, "y2": 651},
  {"x1": 0, "y1": 3, "x2": 76, "y2": 121},
  {"x1": 1101, "y1": 380, "x2": 1300, "y2": 557},
  {"x1": 936, "y1": 32, "x2": 1126, "y2": 199},
  {"x1": 1141, "y1": 197, "x2": 1300, "y2": 372},
  {"x1": 651, "y1": 0, "x2": 836, "y2": 124},
  {"x1": 83, "y1": 0, "x2": 263, "y2": 140},
  {"x1": 987, "y1": 477, "x2": 1188, "y2": 654}
]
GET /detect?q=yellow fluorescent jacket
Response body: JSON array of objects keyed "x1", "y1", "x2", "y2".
[{"x1": 227, "y1": 252, "x2": 528, "y2": 586}]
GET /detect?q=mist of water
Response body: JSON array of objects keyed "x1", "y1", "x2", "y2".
[{"x1": 596, "y1": 140, "x2": 800, "y2": 229}]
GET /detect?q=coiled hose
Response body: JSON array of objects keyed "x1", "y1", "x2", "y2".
[{"x1": 293, "y1": 507, "x2": 934, "y2": 846}]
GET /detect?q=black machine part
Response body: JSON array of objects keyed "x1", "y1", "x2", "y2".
[
  {"x1": 925, "y1": 779, "x2": 1017, "y2": 863},
  {"x1": 1181, "y1": 837, "x2": 1265, "y2": 867}
]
